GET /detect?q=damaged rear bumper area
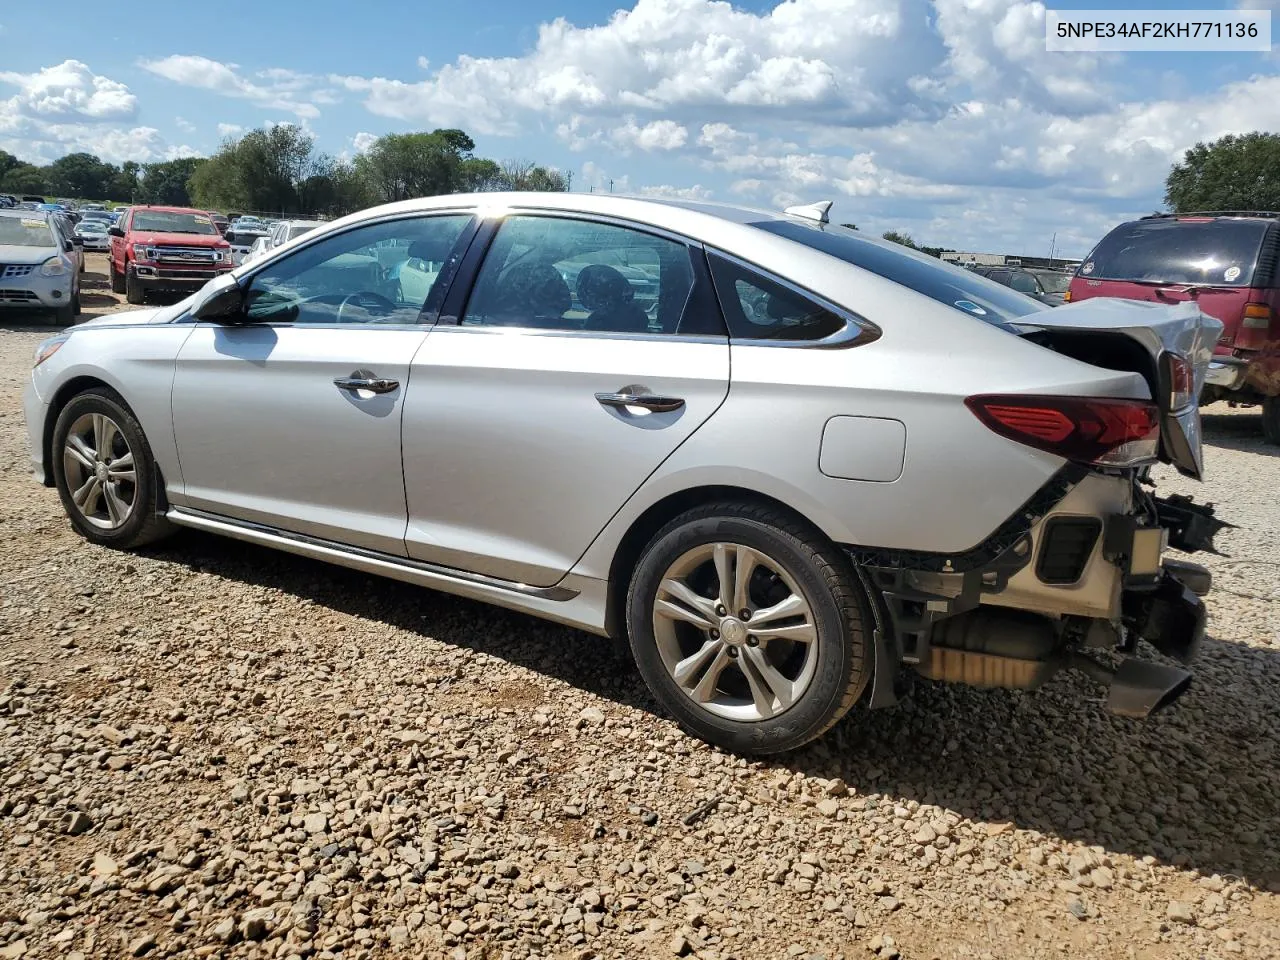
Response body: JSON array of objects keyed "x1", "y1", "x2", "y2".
[{"x1": 849, "y1": 468, "x2": 1227, "y2": 719}]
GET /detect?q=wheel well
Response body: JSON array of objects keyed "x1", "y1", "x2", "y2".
[
  {"x1": 42, "y1": 376, "x2": 114, "y2": 487},
  {"x1": 603, "y1": 485, "x2": 830, "y2": 640}
]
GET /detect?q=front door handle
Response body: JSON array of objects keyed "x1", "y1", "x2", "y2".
[
  {"x1": 334, "y1": 376, "x2": 400, "y2": 395},
  {"x1": 595, "y1": 391, "x2": 685, "y2": 413}
]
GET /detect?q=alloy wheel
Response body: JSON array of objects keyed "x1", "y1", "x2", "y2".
[
  {"x1": 652, "y1": 541, "x2": 819, "y2": 722},
  {"x1": 61, "y1": 412, "x2": 137, "y2": 530}
]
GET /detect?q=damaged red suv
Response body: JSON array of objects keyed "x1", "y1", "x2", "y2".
[{"x1": 1068, "y1": 212, "x2": 1280, "y2": 442}]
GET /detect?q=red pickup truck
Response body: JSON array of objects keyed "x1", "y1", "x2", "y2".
[{"x1": 108, "y1": 205, "x2": 234, "y2": 305}]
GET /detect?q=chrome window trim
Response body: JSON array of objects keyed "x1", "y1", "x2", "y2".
[
  {"x1": 707, "y1": 247, "x2": 882, "y2": 349},
  {"x1": 440, "y1": 324, "x2": 727, "y2": 345}
]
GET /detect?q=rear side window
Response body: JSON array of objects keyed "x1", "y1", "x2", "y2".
[
  {"x1": 707, "y1": 253, "x2": 846, "y2": 341},
  {"x1": 751, "y1": 219, "x2": 1047, "y2": 329},
  {"x1": 1081, "y1": 218, "x2": 1268, "y2": 287}
]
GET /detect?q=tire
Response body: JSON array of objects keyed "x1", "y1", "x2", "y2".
[
  {"x1": 109, "y1": 258, "x2": 125, "y2": 294},
  {"x1": 72, "y1": 291, "x2": 81, "y2": 315},
  {"x1": 53, "y1": 304, "x2": 75, "y2": 326},
  {"x1": 626, "y1": 501, "x2": 872, "y2": 755},
  {"x1": 51, "y1": 388, "x2": 174, "y2": 549},
  {"x1": 1263, "y1": 397, "x2": 1280, "y2": 445},
  {"x1": 125, "y1": 270, "x2": 145, "y2": 305}
]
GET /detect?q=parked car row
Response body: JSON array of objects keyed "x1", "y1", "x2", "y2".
[{"x1": 22, "y1": 192, "x2": 1225, "y2": 756}]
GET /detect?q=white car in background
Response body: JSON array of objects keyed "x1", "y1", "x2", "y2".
[
  {"x1": 74, "y1": 219, "x2": 111, "y2": 252},
  {"x1": 242, "y1": 219, "x2": 324, "y2": 266}
]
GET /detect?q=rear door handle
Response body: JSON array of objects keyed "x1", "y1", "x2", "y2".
[
  {"x1": 334, "y1": 376, "x2": 400, "y2": 395},
  {"x1": 595, "y1": 391, "x2": 685, "y2": 413}
]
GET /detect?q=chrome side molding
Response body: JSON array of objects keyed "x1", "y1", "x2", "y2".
[{"x1": 166, "y1": 507, "x2": 579, "y2": 601}]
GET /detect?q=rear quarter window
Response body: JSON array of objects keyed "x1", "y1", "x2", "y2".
[
  {"x1": 752, "y1": 220, "x2": 1048, "y2": 329},
  {"x1": 1081, "y1": 218, "x2": 1269, "y2": 287}
]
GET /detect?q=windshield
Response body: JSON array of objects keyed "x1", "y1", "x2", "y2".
[
  {"x1": 753, "y1": 220, "x2": 1049, "y2": 328},
  {"x1": 1030, "y1": 271, "x2": 1071, "y2": 294},
  {"x1": 1081, "y1": 218, "x2": 1267, "y2": 287},
  {"x1": 131, "y1": 211, "x2": 218, "y2": 236},
  {"x1": 77, "y1": 221, "x2": 108, "y2": 233},
  {"x1": 0, "y1": 216, "x2": 55, "y2": 247}
]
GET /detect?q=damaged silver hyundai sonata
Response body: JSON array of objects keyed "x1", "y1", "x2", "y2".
[{"x1": 23, "y1": 193, "x2": 1228, "y2": 755}]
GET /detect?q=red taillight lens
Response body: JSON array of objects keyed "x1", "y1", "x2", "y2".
[
  {"x1": 966, "y1": 395, "x2": 1160, "y2": 466},
  {"x1": 1235, "y1": 303, "x2": 1273, "y2": 351}
]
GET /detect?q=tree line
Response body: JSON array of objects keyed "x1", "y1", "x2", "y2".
[{"x1": 0, "y1": 125, "x2": 567, "y2": 215}]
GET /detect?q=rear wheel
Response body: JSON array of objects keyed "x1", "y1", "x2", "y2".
[
  {"x1": 626, "y1": 501, "x2": 872, "y2": 755},
  {"x1": 51, "y1": 389, "x2": 173, "y2": 548},
  {"x1": 1263, "y1": 397, "x2": 1280, "y2": 445}
]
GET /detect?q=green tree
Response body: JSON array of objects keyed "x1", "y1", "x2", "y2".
[
  {"x1": 46, "y1": 152, "x2": 117, "y2": 199},
  {"x1": 189, "y1": 125, "x2": 316, "y2": 213},
  {"x1": 495, "y1": 159, "x2": 568, "y2": 191},
  {"x1": 108, "y1": 161, "x2": 141, "y2": 202},
  {"x1": 0, "y1": 150, "x2": 21, "y2": 183},
  {"x1": 1165, "y1": 132, "x2": 1280, "y2": 212},
  {"x1": 355, "y1": 130, "x2": 475, "y2": 203},
  {"x1": 881, "y1": 230, "x2": 919, "y2": 249},
  {"x1": 136, "y1": 157, "x2": 206, "y2": 206},
  {"x1": 1, "y1": 164, "x2": 49, "y2": 195}
]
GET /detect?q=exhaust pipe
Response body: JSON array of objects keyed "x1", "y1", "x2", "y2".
[{"x1": 1069, "y1": 654, "x2": 1192, "y2": 718}]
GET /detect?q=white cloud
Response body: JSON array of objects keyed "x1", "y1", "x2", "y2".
[
  {"x1": 611, "y1": 118, "x2": 687, "y2": 151},
  {"x1": 141, "y1": 55, "x2": 333, "y2": 119},
  {"x1": 216, "y1": 122, "x2": 244, "y2": 138},
  {"x1": 175, "y1": 116, "x2": 196, "y2": 132},
  {"x1": 352, "y1": 131, "x2": 378, "y2": 153},
  {"x1": 0, "y1": 60, "x2": 137, "y2": 121},
  {"x1": 637, "y1": 183, "x2": 712, "y2": 200}
]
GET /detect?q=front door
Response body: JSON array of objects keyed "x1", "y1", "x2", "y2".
[
  {"x1": 170, "y1": 211, "x2": 477, "y2": 555},
  {"x1": 402, "y1": 213, "x2": 730, "y2": 587}
]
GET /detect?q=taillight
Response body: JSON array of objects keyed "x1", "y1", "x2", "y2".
[
  {"x1": 1062, "y1": 290, "x2": 1072, "y2": 302},
  {"x1": 966, "y1": 395, "x2": 1160, "y2": 467},
  {"x1": 1162, "y1": 352, "x2": 1195, "y2": 410},
  {"x1": 1235, "y1": 303, "x2": 1273, "y2": 351}
]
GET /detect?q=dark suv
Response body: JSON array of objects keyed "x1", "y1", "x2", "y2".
[{"x1": 1068, "y1": 212, "x2": 1280, "y2": 442}]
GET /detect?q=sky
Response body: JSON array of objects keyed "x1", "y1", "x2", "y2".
[{"x1": 1, "y1": 0, "x2": 1278, "y2": 257}]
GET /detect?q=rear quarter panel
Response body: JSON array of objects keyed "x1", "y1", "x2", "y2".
[{"x1": 573, "y1": 260, "x2": 1151, "y2": 581}]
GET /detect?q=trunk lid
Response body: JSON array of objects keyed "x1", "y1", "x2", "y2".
[
  {"x1": 1069, "y1": 277, "x2": 1247, "y2": 353},
  {"x1": 1013, "y1": 298, "x2": 1222, "y2": 479}
]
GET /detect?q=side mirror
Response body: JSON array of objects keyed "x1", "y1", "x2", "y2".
[
  {"x1": 191, "y1": 273, "x2": 248, "y2": 323},
  {"x1": 107, "y1": 227, "x2": 124, "y2": 238}
]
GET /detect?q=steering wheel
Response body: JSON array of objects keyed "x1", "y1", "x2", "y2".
[{"x1": 336, "y1": 291, "x2": 397, "y2": 324}]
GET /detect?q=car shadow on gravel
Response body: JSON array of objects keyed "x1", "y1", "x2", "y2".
[
  {"x1": 148, "y1": 530, "x2": 1280, "y2": 894},
  {"x1": 1201, "y1": 409, "x2": 1278, "y2": 457}
]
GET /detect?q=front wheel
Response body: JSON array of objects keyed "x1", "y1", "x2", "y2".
[
  {"x1": 626, "y1": 502, "x2": 872, "y2": 755},
  {"x1": 125, "y1": 270, "x2": 145, "y2": 305},
  {"x1": 109, "y1": 258, "x2": 125, "y2": 294},
  {"x1": 1263, "y1": 397, "x2": 1280, "y2": 445},
  {"x1": 51, "y1": 389, "x2": 173, "y2": 548}
]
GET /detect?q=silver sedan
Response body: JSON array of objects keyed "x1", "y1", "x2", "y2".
[{"x1": 22, "y1": 192, "x2": 1226, "y2": 754}]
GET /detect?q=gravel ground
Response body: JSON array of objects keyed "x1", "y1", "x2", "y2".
[{"x1": 1, "y1": 266, "x2": 1278, "y2": 959}]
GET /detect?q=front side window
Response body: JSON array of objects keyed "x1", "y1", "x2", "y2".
[
  {"x1": 244, "y1": 214, "x2": 474, "y2": 325},
  {"x1": 1007, "y1": 271, "x2": 1040, "y2": 295},
  {"x1": 708, "y1": 253, "x2": 847, "y2": 341},
  {"x1": 461, "y1": 216, "x2": 695, "y2": 335},
  {"x1": 131, "y1": 211, "x2": 219, "y2": 236}
]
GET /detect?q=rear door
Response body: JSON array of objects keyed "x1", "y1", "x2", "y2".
[{"x1": 401, "y1": 212, "x2": 729, "y2": 587}]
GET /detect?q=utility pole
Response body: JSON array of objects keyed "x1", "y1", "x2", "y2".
[
  {"x1": 608, "y1": 178, "x2": 614, "y2": 193},
  {"x1": 565, "y1": 171, "x2": 573, "y2": 192},
  {"x1": 1048, "y1": 232, "x2": 1057, "y2": 268}
]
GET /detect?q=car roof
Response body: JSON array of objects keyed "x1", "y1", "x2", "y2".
[
  {"x1": 0, "y1": 208, "x2": 48, "y2": 220},
  {"x1": 129, "y1": 205, "x2": 211, "y2": 214}
]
